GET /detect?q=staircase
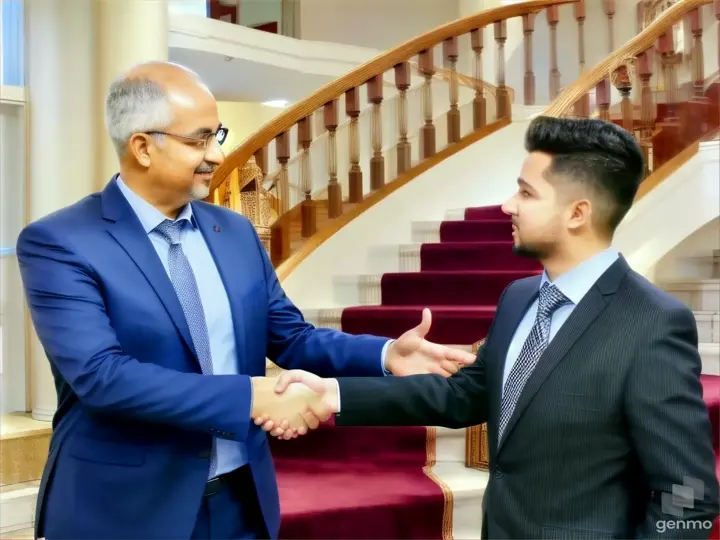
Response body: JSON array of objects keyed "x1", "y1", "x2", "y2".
[
  {"x1": 660, "y1": 248, "x2": 720, "y2": 375},
  {"x1": 4, "y1": 0, "x2": 720, "y2": 538}
]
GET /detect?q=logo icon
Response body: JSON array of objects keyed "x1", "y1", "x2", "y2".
[{"x1": 661, "y1": 476, "x2": 705, "y2": 517}]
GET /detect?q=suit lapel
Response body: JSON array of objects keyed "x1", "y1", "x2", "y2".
[
  {"x1": 101, "y1": 178, "x2": 197, "y2": 358},
  {"x1": 496, "y1": 257, "x2": 630, "y2": 453},
  {"x1": 191, "y1": 203, "x2": 248, "y2": 374}
]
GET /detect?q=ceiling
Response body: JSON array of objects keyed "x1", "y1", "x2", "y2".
[{"x1": 169, "y1": 46, "x2": 337, "y2": 104}]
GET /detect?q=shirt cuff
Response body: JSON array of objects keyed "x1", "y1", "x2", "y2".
[
  {"x1": 334, "y1": 378, "x2": 341, "y2": 413},
  {"x1": 381, "y1": 339, "x2": 394, "y2": 376}
]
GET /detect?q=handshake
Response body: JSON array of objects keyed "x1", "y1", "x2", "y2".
[
  {"x1": 250, "y1": 370, "x2": 337, "y2": 440},
  {"x1": 249, "y1": 308, "x2": 477, "y2": 440}
]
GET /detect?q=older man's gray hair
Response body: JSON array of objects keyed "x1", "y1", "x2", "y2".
[{"x1": 104, "y1": 62, "x2": 203, "y2": 156}]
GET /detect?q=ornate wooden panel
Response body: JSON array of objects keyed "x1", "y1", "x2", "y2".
[{"x1": 465, "y1": 338, "x2": 489, "y2": 470}]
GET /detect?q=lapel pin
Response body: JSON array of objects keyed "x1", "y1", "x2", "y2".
[{"x1": 214, "y1": 226, "x2": 221, "y2": 232}]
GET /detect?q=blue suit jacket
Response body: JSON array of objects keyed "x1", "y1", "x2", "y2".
[{"x1": 17, "y1": 178, "x2": 387, "y2": 539}]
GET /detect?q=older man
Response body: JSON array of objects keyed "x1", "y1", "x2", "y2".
[{"x1": 17, "y1": 61, "x2": 475, "y2": 539}]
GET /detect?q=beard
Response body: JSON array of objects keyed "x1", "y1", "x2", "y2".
[
  {"x1": 190, "y1": 181, "x2": 210, "y2": 200},
  {"x1": 512, "y1": 238, "x2": 556, "y2": 260}
]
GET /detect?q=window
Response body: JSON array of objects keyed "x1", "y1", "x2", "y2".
[
  {"x1": 1, "y1": 0, "x2": 25, "y2": 87},
  {"x1": 0, "y1": 91, "x2": 28, "y2": 414}
]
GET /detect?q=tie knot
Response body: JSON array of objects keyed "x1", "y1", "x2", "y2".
[
  {"x1": 154, "y1": 219, "x2": 184, "y2": 245},
  {"x1": 538, "y1": 282, "x2": 570, "y2": 316}
]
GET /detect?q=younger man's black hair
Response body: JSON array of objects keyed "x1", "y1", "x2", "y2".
[{"x1": 524, "y1": 116, "x2": 645, "y2": 236}]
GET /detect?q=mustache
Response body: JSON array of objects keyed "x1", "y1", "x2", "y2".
[{"x1": 195, "y1": 163, "x2": 216, "y2": 174}]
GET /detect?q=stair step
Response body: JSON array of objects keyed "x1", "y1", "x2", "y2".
[
  {"x1": 0, "y1": 481, "x2": 38, "y2": 535},
  {"x1": 411, "y1": 219, "x2": 512, "y2": 243},
  {"x1": 381, "y1": 270, "x2": 540, "y2": 306},
  {"x1": 307, "y1": 305, "x2": 495, "y2": 344},
  {"x1": 431, "y1": 462, "x2": 488, "y2": 540},
  {"x1": 700, "y1": 342, "x2": 720, "y2": 375},
  {"x1": 695, "y1": 311, "x2": 720, "y2": 343},
  {"x1": 462, "y1": 205, "x2": 507, "y2": 221},
  {"x1": 661, "y1": 279, "x2": 720, "y2": 311}
]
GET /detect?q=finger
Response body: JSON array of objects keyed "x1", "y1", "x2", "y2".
[
  {"x1": 439, "y1": 359, "x2": 460, "y2": 375},
  {"x1": 270, "y1": 426, "x2": 284, "y2": 437},
  {"x1": 444, "y1": 347, "x2": 477, "y2": 365},
  {"x1": 412, "y1": 307, "x2": 432, "y2": 337},
  {"x1": 275, "y1": 371, "x2": 304, "y2": 393},
  {"x1": 263, "y1": 420, "x2": 275, "y2": 431},
  {"x1": 301, "y1": 409, "x2": 321, "y2": 430}
]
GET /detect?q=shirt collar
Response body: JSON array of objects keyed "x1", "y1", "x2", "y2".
[
  {"x1": 540, "y1": 247, "x2": 620, "y2": 305},
  {"x1": 116, "y1": 176, "x2": 196, "y2": 234}
]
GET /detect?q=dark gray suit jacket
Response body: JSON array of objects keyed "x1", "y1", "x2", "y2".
[{"x1": 335, "y1": 256, "x2": 719, "y2": 539}]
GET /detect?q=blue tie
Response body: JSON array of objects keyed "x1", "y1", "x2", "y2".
[
  {"x1": 498, "y1": 282, "x2": 570, "y2": 441},
  {"x1": 154, "y1": 219, "x2": 218, "y2": 479}
]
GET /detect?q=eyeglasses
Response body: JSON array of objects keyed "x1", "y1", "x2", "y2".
[{"x1": 146, "y1": 126, "x2": 229, "y2": 149}]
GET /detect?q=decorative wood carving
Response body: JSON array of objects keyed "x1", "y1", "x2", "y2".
[{"x1": 465, "y1": 337, "x2": 489, "y2": 470}]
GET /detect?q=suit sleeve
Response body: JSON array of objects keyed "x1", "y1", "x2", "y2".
[
  {"x1": 247, "y1": 219, "x2": 386, "y2": 377},
  {"x1": 17, "y1": 223, "x2": 253, "y2": 442},
  {"x1": 625, "y1": 305, "x2": 720, "y2": 538},
  {"x1": 333, "y1": 344, "x2": 489, "y2": 429}
]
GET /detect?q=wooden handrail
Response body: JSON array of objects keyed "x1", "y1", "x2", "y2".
[
  {"x1": 211, "y1": 0, "x2": 574, "y2": 192},
  {"x1": 634, "y1": 126, "x2": 719, "y2": 202},
  {"x1": 544, "y1": 0, "x2": 714, "y2": 117}
]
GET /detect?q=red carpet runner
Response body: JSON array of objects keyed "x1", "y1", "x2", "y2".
[{"x1": 271, "y1": 205, "x2": 541, "y2": 539}]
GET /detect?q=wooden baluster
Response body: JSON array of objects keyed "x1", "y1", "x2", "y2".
[
  {"x1": 298, "y1": 116, "x2": 315, "y2": 237},
  {"x1": 637, "y1": 51, "x2": 655, "y2": 177},
  {"x1": 612, "y1": 63, "x2": 634, "y2": 134},
  {"x1": 275, "y1": 133, "x2": 290, "y2": 214},
  {"x1": 689, "y1": 8, "x2": 704, "y2": 100},
  {"x1": 470, "y1": 28, "x2": 486, "y2": 130},
  {"x1": 419, "y1": 49, "x2": 436, "y2": 158},
  {"x1": 494, "y1": 20, "x2": 509, "y2": 119},
  {"x1": 717, "y1": 1, "x2": 720, "y2": 76},
  {"x1": 444, "y1": 37, "x2": 461, "y2": 144},
  {"x1": 345, "y1": 88, "x2": 363, "y2": 203},
  {"x1": 603, "y1": 0, "x2": 616, "y2": 52},
  {"x1": 596, "y1": 78, "x2": 611, "y2": 122},
  {"x1": 547, "y1": 6, "x2": 560, "y2": 101},
  {"x1": 522, "y1": 12, "x2": 536, "y2": 106},
  {"x1": 367, "y1": 74, "x2": 385, "y2": 190},
  {"x1": 270, "y1": 132, "x2": 290, "y2": 264},
  {"x1": 573, "y1": 0, "x2": 590, "y2": 117},
  {"x1": 658, "y1": 29, "x2": 680, "y2": 124},
  {"x1": 394, "y1": 62, "x2": 412, "y2": 175},
  {"x1": 324, "y1": 100, "x2": 342, "y2": 218}
]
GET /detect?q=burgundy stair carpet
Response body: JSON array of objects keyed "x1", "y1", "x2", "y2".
[{"x1": 271, "y1": 205, "x2": 541, "y2": 539}]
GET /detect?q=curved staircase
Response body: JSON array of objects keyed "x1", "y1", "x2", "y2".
[
  {"x1": 200, "y1": 0, "x2": 720, "y2": 538},
  {"x1": 5, "y1": 0, "x2": 720, "y2": 539}
]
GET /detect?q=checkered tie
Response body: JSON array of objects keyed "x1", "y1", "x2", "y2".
[
  {"x1": 154, "y1": 219, "x2": 217, "y2": 478},
  {"x1": 498, "y1": 282, "x2": 570, "y2": 441}
]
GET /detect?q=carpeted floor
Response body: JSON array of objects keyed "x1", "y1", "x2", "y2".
[{"x1": 272, "y1": 205, "x2": 539, "y2": 539}]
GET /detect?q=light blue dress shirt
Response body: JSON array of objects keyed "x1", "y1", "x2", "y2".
[
  {"x1": 117, "y1": 178, "x2": 248, "y2": 476},
  {"x1": 118, "y1": 178, "x2": 391, "y2": 475},
  {"x1": 502, "y1": 248, "x2": 620, "y2": 391}
]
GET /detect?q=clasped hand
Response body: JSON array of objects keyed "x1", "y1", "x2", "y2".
[
  {"x1": 250, "y1": 375, "x2": 338, "y2": 439},
  {"x1": 252, "y1": 308, "x2": 476, "y2": 440}
]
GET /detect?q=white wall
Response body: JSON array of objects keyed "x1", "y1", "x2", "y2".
[
  {"x1": 652, "y1": 218, "x2": 720, "y2": 282},
  {"x1": 613, "y1": 141, "x2": 720, "y2": 279},
  {"x1": 299, "y1": 0, "x2": 461, "y2": 50}
]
